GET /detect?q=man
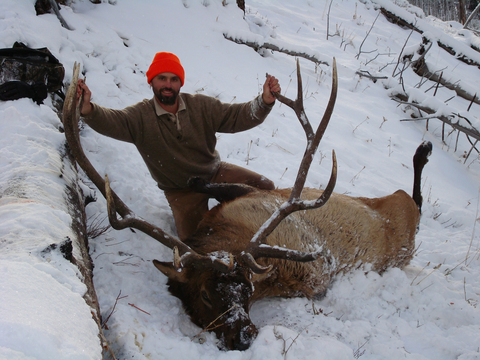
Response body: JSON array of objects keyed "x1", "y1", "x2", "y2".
[{"x1": 76, "y1": 52, "x2": 281, "y2": 240}]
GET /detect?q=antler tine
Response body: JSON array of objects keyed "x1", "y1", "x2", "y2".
[
  {"x1": 105, "y1": 174, "x2": 234, "y2": 272},
  {"x1": 273, "y1": 59, "x2": 314, "y2": 138},
  {"x1": 243, "y1": 150, "x2": 337, "y2": 260},
  {"x1": 290, "y1": 58, "x2": 337, "y2": 201},
  {"x1": 63, "y1": 63, "x2": 132, "y2": 219},
  {"x1": 103, "y1": 174, "x2": 185, "y2": 252},
  {"x1": 63, "y1": 63, "x2": 233, "y2": 273},
  {"x1": 241, "y1": 58, "x2": 338, "y2": 269}
]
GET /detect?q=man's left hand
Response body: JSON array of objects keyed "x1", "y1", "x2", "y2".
[{"x1": 263, "y1": 75, "x2": 281, "y2": 105}]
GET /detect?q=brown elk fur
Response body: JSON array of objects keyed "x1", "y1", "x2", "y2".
[
  {"x1": 155, "y1": 143, "x2": 430, "y2": 350},
  {"x1": 187, "y1": 186, "x2": 420, "y2": 302}
]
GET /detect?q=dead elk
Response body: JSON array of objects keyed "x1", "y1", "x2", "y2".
[{"x1": 63, "y1": 59, "x2": 432, "y2": 351}]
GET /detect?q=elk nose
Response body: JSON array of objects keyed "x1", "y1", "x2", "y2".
[{"x1": 226, "y1": 323, "x2": 258, "y2": 351}]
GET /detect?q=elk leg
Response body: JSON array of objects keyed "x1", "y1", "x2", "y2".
[
  {"x1": 187, "y1": 177, "x2": 258, "y2": 203},
  {"x1": 412, "y1": 141, "x2": 433, "y2": 213}
]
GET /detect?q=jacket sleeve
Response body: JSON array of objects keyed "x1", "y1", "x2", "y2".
[
  {"x1": 82, "y1": 102, "x2": 146, "y2": 143},
  {"x1": 207, "y1": 94, "x2": 274, "y2": 133}
]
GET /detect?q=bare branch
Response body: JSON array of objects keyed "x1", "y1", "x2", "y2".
[
  {"x1": 326, "y1": 0, "x2": 334, "y2": 40},
  {"x1": 356, "y1": 70, "x2": 388, "y2": 82},
  {"x1": 392, "y1": 27, "x2": 415, "y2": 78},
  {"x1": 391, "y1": 92, "x2": 480, "y2": 143},
  {"x1": 356, "y1": 13, "x2": 380, "y2": 60}
]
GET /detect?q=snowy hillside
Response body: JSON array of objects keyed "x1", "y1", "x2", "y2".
[{"x1": 0, "y1": 0, "x2": 479, "y2": 359}]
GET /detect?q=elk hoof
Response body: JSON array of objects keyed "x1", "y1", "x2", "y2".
[
  {"x1": 414, "y1": 141, "x2": 433, "y2": 167},
  {"x1": 416, "y1": 141, "x2": 433, "y2": 158}
]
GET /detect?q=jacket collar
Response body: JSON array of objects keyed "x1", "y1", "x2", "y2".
[{"x1": 153, "y1": 94, "x2": 186, "y2": 116}]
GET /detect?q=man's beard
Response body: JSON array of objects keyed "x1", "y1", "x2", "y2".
[{"x1": 154, "y1": 87, "x2": 179, "y2": 106}]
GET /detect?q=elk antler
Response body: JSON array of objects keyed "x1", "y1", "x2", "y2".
[
  {"x1": 240, "y1": 58, "x2": 338, "y2": 273},
  {"x1": 63, "y1": 62, "x2": 233, "y2": 272}
]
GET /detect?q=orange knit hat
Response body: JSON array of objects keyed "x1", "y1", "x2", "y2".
[{"x1": 146, "y1": 52, "x2": 185, "y2": 85}]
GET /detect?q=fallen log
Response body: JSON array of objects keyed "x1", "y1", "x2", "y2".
[
  {"x1": 378, "y1": 5, "x2": 480, "y2": 70},
  {"x1": 223, "y1": 33, "x2": 329, "y2": 66},
  {"x1": 391, "y1": 92, "x2": 480, "y2": 161},
  {"x1": 410, "y1": 38, "x2": 480, "y2": 106}
]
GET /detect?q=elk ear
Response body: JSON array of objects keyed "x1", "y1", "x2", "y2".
[{"x1": 153, "y1": 259, "x2": 189, "y2": 283}]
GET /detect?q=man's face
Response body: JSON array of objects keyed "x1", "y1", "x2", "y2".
[{"x1": 151, "y1": 72, "x2": 182, "y2": 106}]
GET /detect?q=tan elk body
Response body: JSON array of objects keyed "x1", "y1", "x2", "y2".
[
  {"x1": 190, "y1": 187, "x2": 419, "y2": 301},
  {"x1": 63, "y1": 59, "x2": 431, "y2": 351}
]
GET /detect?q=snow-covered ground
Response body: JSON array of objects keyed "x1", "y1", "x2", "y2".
[{"x1": 0, "y1": 0, "x2": 479, "y2": 359}]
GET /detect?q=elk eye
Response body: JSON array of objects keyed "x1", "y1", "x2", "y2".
[{"x1": 201, "y1": 290, "x2": 212, "y2": 307}]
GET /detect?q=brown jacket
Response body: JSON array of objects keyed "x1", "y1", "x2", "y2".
[{"x1": 83, "y1": 93, "x2": 274, "y2": 190}]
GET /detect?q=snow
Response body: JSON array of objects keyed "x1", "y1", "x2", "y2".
[
  {"x1": 1, "y1": 0, "x2": 479, "y2": 359},
  {"x1": 0, "y1": 99, "x2": 100, "y2": 358}
]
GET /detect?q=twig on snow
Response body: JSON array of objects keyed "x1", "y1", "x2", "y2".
[
  {"x1": 128, "y1": 303, "x2": 151, "y2": 316},
  {"x1": 102, "y1": 290, "x2": 128, "y2": 329}
]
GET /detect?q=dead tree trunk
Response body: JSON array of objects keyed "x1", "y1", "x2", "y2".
[
  {"x1": 464, "y1": 2, "x2": 480, "y2": 28},
  {"x1": 459, "y1": 0, "x2": 467, "y2": 24}
]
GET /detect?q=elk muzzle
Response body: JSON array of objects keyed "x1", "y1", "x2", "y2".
[{"x1": 218, "y1": 305, "x2": 258, "y2": 351}]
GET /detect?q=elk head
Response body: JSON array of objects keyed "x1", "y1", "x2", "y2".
[
  {"x1": 63, "y1": 58, "x2": 338, "y2": 351},
  {"x1": 153, "y1": 257, "x2": 259, "y2": 350}
]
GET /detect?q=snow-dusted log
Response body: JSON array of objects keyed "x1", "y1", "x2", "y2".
[
  {"x1": 223, "y1": 33, "x2": 330, "y2": 66},
  {"x1": 378, "y1": 6, "x2": 480, "y2": 68},
  {"x1": 62, "y1": 145, "x2": 105, "y2": 348},
  {"x1": 391, "y1": 91, "x2": 480, "y2": 160},
  {"x1": 410, "y1": 38, "x2": 480, "y2": 106},
  {"x1": 392, "y1": 92, "x2": 480, "y2": 140}
]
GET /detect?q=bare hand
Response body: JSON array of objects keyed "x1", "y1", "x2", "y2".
[
  {"x1": 76, "y1": 78, "x2": 93, "y2": 116},
  {"x1": 263, "y1": 74, "x2": 281, "y2": 105}
]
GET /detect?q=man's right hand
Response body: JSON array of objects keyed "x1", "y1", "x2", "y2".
[{"x1": 77, "y1": 79, "x2": 93, "y2": 116}]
